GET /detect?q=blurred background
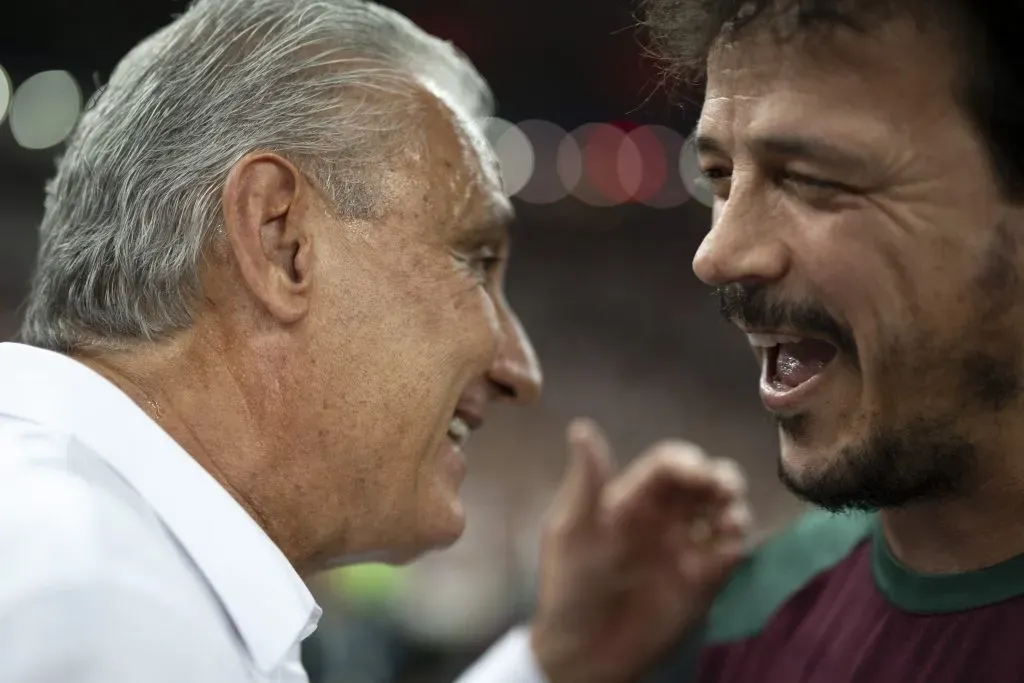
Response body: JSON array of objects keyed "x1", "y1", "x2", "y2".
[{"x1": 0, "y1": 1, "x2": 804, "y2": 681}]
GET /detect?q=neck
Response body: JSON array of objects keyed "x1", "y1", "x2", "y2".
[
  {"x1": 881, "y1": 471, "x2": 1024, "y2": 574},
  {"x1": 73, "y1": 329, "x2": 319, "y2": 572}
]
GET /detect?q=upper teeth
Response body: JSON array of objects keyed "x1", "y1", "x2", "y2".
[
  {"x1": 448, "y1": 416, "x2": 471, "y2": 446},
  {"x1": 747, "y1": 333, "x2": 803, "y2": 348}
]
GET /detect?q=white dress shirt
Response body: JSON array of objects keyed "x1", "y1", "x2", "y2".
[{"x1": 0, "y1": 342, "x2": 546, "y2": 683}]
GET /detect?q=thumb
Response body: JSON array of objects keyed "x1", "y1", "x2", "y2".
[{"x1": 555, "y1": 418, "x2": 615, "y2": 529}]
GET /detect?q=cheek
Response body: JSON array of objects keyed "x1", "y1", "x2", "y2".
[
  {"x1": 444, "y1": 285, "x2": 503, "y2": 361},
  {"x1": 798, "y1": 208, "x2": 968, "y2": 350},
  {"x1": 794, "y1": 214, "x2": 895, "y2": 334}
]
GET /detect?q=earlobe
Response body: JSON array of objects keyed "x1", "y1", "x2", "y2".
[{"x1": 222, "y1": 152, "x2": 313, "y2": 324}]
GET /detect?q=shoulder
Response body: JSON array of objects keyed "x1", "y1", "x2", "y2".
[
  {"x1": 706, "y1": 508, "x2": 876, "y2": 643},
  {"x1": 0, "y1": 421, "x2": 243, "y2": 679},
  {"x1": 0, "y1": 416, "x2": 206, "y2": 614},
  {"x1": 0, "y1": 571, "x2": 244, "y2": 681}
]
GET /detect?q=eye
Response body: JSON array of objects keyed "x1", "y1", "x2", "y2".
[
  {"x1": 701, "y1": 166, "x2": 731, "y2": 181},
  {"x1": 466, "y1": 247, "x2": 504, "y2": 282},
  {"x1": 698, "y1": 166, "x2": 732, "y2": 196},
  {"x1": 475, "y1": 254, "x2": 503, "y2": 273},
  {"x1": 779, "y1": 171, "x2": 855, "y2": 193}
]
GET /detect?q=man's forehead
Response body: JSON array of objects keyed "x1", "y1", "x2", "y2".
[
  {"x1": 423, "y1": 83, "x2": 511, "y2": 226},
  {"x1": 700, "y1": 16, "x2": 958, "y2": 139},
  {"x1": 417, "y1": 79, "x2": 503, "y2": 187}
]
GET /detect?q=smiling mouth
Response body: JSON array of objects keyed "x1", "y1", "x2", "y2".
[
  {"x1": 748, "y1": 332, "x2": 839, "y2": 398},
  {"x1": 447, "y1": 415, "x2": 472, "y2": 446},
  {"x1": 447, "y1": 408, "x2": 483, "y2": 448}
]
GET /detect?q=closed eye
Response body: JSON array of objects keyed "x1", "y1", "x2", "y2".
[
  {"x1": 699, "y1": 166, "x2": 732, "y2": 196},
  {"x1": 779, "y1": 171, "x2": 857, "y2": 193},
  {"x1": 475, "y1": 254, "x2": 504, "y2": 273},
  {"x1": 700, "y1": 166, "x2": 731, "y2": 181},
  {"x1": 460, "y1": 246, "x2": 505, "y2": 284}
]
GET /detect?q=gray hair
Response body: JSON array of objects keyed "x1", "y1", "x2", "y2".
[{"x1": 20, "y1": 0, "x2": 494, "y2": 352}]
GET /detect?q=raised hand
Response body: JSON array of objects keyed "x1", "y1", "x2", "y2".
[{"x1": 530, "y1": 418, "x2": 751, "y2": 683}]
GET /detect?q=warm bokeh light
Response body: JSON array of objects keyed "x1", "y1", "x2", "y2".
[
  {"x1": 570, "y1": 123, "x2": 630, "y2": 207},
  {"x1": 9, "y1": 70, "x2": 82, "y2": 150},
  {"x1": 0, "y1": 75, "x2": 702, "y2": 210},
  {"x1": 555, "y1": 130, "x2": 583, "y2": 197},
  {"x1": 610, "y1": 126, "x2": 643, "y2": 200},
  {"x1": 629, "y1": 125, "x2": 690, "y2": 208}
]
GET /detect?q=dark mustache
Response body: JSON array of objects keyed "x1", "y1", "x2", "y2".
[{"x1": 716, "y1": 283, "x2": 858, "y2": 358}]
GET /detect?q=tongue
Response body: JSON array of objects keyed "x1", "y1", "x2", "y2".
[{"x1": 775, "y1": 339, "x2": 837, "y2": 388}]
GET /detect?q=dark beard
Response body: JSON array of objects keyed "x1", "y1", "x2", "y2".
[
  {"x1": 775, "y1": 337, "x2": 1021, "y2": 512},
  {"x1": 726, "y1": 219, "x2": 1024, "y2": 512},
  {"x1": 777, "y1": 417, "x2": 977, "y2": 512}
]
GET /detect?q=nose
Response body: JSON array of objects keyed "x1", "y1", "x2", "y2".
[
  {"x1": 692, "y1": 184, "x2": 790, "y2": 287},
  {"x1": 488, "y1": 306, "x2": 542, "y2": 405}
]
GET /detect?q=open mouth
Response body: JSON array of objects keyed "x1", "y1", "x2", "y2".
[{"x1": 748, "y1": 333, "x2": 839, "y2": 407}]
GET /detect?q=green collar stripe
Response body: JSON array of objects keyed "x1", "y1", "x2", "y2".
[
  {"x1": 871, "y1": 520, "x2": 1024, "y2": 613},
  {"x1": 703, "y1": 509, "x2": 1024, "y2": 645},
  {"x1": 705, "y1": 510, "x2": 875, "y2": 643}
]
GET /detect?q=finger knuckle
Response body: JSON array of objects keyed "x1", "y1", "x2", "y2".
[
  {"x1": 648, "y1": 440, "x2": 707, "y2": 466},
  {"x1": 713, "y1": 458, "x2": 748, "y2": 489}
]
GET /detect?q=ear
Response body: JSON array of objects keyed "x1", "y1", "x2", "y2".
[{"x1": 222, "y1": 152, "x2": 315, "y2": 324}]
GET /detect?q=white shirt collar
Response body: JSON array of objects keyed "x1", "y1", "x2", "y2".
[{"x1": 0, "y1": 342, "x2": 321, "y2": 673}]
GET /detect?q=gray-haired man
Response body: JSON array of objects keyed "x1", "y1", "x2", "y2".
[{"x1": 0, "y1": 1, "x2": 750, "y2": 681}]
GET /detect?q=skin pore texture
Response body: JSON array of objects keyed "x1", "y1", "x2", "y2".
[
  {"x1": 74, "y1": 84, "x2": 542, "y2": 575},
  {"x1": 692, "y1": 13, "x2": 1024, "y2": 574}
]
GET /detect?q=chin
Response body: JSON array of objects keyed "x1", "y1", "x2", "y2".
[
  {"x1": 777, "y1": 415, "x2": 828, "y2": 471},
  {"x1": 425, "y1": 497, "x2": 467, "y2": 549},
  {"x1": 318, "y1": 505, "x2": 467, "y2": 569},
  {"x1": 397, "y1": 495, "x2": 468, "y2": 561},
  {"x1": 776, "y1": 420, "x2": 859, "y2": 506}
]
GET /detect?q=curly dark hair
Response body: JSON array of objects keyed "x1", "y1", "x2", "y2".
[{"x1": 641, "y1": 0, "x2": 1024, "y2": 200}]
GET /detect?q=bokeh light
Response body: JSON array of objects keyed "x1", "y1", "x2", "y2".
[
  {"x1": 555, "y1": 131, "x2": 583, "y2": 197},
  {"x1": 9, "y1": 70, "x2": 82, "y2": 150},
  {"x1": 516, "y1": 120, "x2": 572, "y2": 204},
  {"x1": 617, "y1": 128, "x2": 646, "y2": 200},
  {"x1": 680, "y1": 130, "x2": 714, "y2": 208},
  {"x1": 632, "y1": 125, "x2": 689, "y2": 209},
  {"x1": 0, "y1": 65, "x2": 11, "y2": 128},
  {"x1": 484, "y1": 116, "x2": 534, "y2": 197},
  {"x1": 476, "y1": 117, "x2": 700, "y2": 209},
  {"x1": 570, "y1": 123, "x2": 632, "y2": 207}
]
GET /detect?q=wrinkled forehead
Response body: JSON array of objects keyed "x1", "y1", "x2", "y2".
[
  {"x1": 376, "y1": 80, "x2": 510, "y2": 236},
  {"x1": 418, "y1": 79, "x2": 505, "y2": 197},
  {"x1": 702, "y1": 15, "x2": 958, "y2": 137}
]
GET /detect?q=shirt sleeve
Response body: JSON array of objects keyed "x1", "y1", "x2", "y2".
[
  {"x1": 0, "y1": 578, "x2": 238, "y2": 682},
  {"x1": 454, "y1": 626, "x2": 550, "y2": 683}
]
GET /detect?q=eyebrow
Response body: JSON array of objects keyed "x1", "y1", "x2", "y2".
[
  {"x1": 459, "y1": 213, "x2": 512, "y2": 250},
  {"x1": 696, "y1": 133, "x2": 870, "y2": 173}
]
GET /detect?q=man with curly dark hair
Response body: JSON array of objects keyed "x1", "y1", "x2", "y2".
[{"x1": 637, "y1": 1, "x2": 1024, "y2": 681}]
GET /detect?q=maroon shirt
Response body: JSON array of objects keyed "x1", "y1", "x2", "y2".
[{"x1": 651, "y1": 511, "x2": 1024, "y2": 682}]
